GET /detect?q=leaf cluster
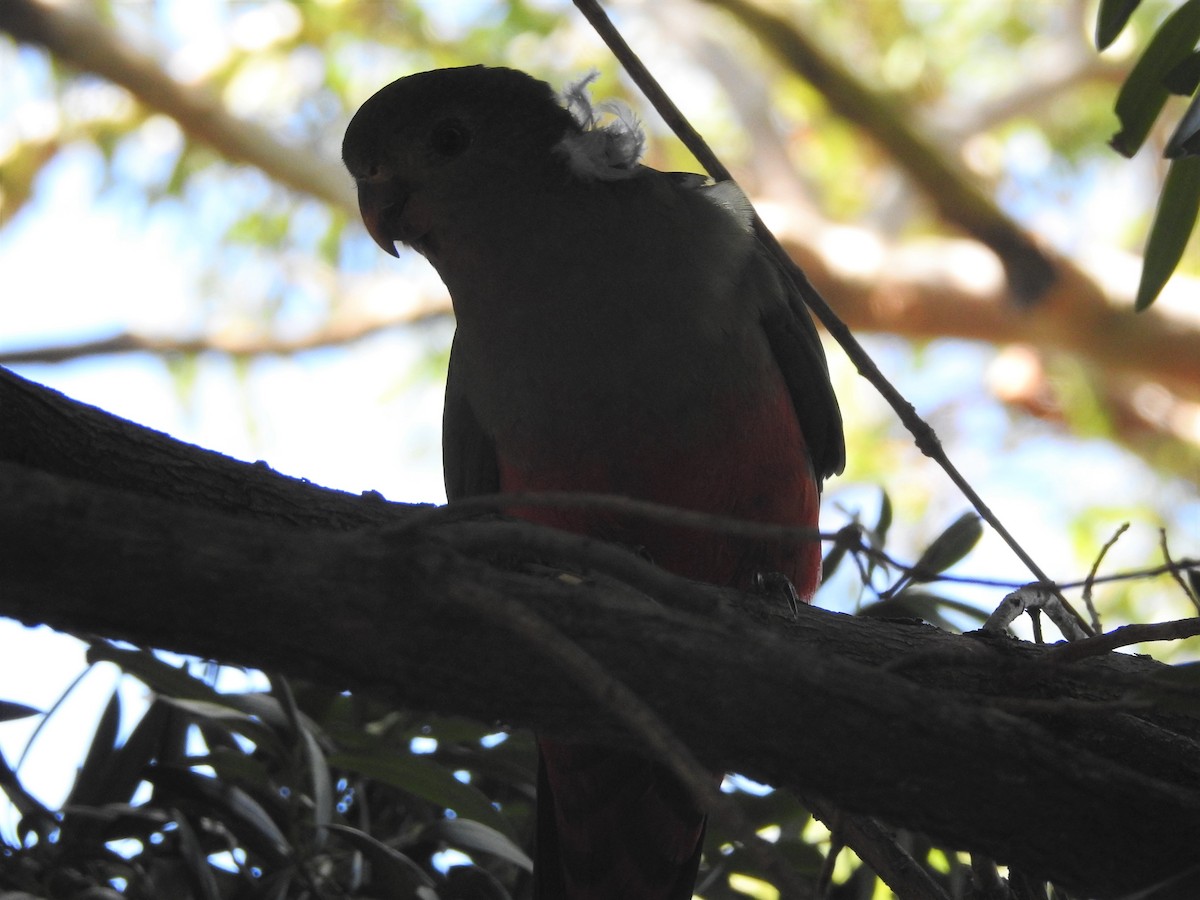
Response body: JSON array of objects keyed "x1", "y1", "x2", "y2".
[{"x1": 1, "y1": 647, "x2": 534, "y2": 900}]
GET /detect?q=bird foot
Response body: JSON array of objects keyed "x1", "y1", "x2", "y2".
[{"x1": 754, "y1": 571, "x2": 801, "y2": 618}]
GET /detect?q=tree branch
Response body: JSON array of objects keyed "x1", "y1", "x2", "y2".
[
  {"x1": 0, "y1": 308, "x2": 448, "y2": 367},
  {"x1": 3, "y1": 367, "x2": 1200, "y2": 897}
]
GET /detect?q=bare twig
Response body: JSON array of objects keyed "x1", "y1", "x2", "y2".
[
  {"x1": 1161, "y1": 527, "x2": 1200, "y2": 614},
  {"x1": 1083, "y1": 522, "x2": 1128, "y2": 633},
  {"x1": 1048, "y1": 618, "x2": 1200, "y2": 663},
  {"x1": 0, "y1": 308, "x2": 448, "y2": 367}
]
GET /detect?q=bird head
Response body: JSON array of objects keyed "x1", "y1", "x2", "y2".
[{"x1": 341, "y1": 66, "x2": 581, "y2": 257}]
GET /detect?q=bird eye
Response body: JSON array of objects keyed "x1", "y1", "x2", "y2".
[{"x1": 430, "y1": 119, "x2": 471, "y2": 160}]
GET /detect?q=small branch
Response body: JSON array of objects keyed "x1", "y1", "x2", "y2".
[
  {"x1": 1082, "y1": 523, "x2": 1127, "y2": 633},
  {"x1": 1048, "y1": 618, "x2": 1200, "y2": 664},
  {"x1": 0, "y1": 309, "x2": 448, "y2": 367},
  {"x1": 1161, "y1": 527, "x2": 1200, "y2": 615}
]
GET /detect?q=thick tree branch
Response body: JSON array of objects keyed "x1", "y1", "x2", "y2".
[{"x1": 3, "y1": 367, "x2": 1200, "y2": 896}]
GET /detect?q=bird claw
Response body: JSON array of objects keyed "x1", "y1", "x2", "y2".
[{"x1": 754, "y1": 571, "x2": 801, "y2": 618}]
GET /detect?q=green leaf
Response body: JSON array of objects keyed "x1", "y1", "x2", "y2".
[
  {"x1": 299, "y1": 726, "x2": 333, "y2": 847},
  {"x1": 195, "y1": 746, "x2": 275, "y2": 791},
  {"x1": 66, "y1": 689, "x2": 122, "y2": 808},
  {"x1": 1136, "y1": 156, "x2": 1200, "y2": 310},
  {"x1": 424, "y1": 817, "x2": 533, "y2": 871},
  {"x1": 1111, "y1": 0, "x2": 1200, "y2": 157},
  {"x1": 87, "y1": 644, "x2": 222, "y2": 703},
  {"x1": 1165, "y1": 49, "x2": 1200, "y2": 94},
  {"x1": 875, "y1": 488, "x2": 893, "y2": 544},
  {"x1": 860, "y1": 590, "x2": 990, "y2": 632},
  {"x1": 156, "y1": 697, "x2": 282, "y2": 754},
  {"x1": 327, "y1": 823, "x2": 439, "y2": 892},
  {"x1": 910, "y1": 513, "x2": 983, "y2": 582},
  {"x1": 819, "y1": 537, "x2": 848, "y2": 585},
  {"x1": 1096, "y1": 0, "x2": 1142, "y2": 50},
  {"x1": 330, "y1": 750, "x2": 514, "y2": 838},
  {"x1": 147, "y1": 766, "x2": 292, "y2": 865},
  {"x1": 1167, "y1": 90, "x2": 1200, "y2": 156},
  {"x1": 170, "y1": 811, "x2": 224, "y2": 900}
]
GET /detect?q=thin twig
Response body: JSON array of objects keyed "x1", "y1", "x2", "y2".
[
  {"x1": 1082, "y1": 522, "x2": 1127, "y2": 633},
  {"x1": 570, "y1": 0, "x2": 1087, "y2": 634},
  {"x1": 1160, "y1": 527, "x2": 1200, "y2": 614},
  {"x1": 0, "y1": 308, "x2": 449, "y2": 367},
  {"x1": 1047, "y1": 618, "x2": 1200, "y2": 664}
]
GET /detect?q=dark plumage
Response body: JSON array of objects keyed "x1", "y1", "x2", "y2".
[{"x1": 344, "y1": 65, "x2": 844, "y2": 899}]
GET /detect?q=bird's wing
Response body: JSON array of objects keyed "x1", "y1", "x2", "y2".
[
  {"x1": 759, "y1": 249, "x2": 846, "y2": 483},
  {"x1": 442, "y1": 332, "x2": 500, "y2": 501},
  {"x1": 679, "y1": 174, "x2": 845, "y2": 483}
]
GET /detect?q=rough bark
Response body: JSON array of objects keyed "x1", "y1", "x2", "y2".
[{"x1": 2, "y1": 366, "x2": 1200, "y2": 897}]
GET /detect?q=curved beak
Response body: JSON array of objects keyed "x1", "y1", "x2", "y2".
[{"x1": 355, "y1": 176, "x2": 409, "y2": 257}]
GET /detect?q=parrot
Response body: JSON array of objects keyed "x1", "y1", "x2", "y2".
[{"x1": 343, "y1": 65, "x2": 844, "y2": 900}]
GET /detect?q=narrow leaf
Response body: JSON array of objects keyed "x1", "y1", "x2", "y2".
[
  {"x1": 66, "y1": 689, "x2": 122, "y2": 808},
  {"x1": 1097, "y1": 0, "x2": 1142, "y2": 50},
  {"x1": 1166, "y1": 89, "x2": 1200, "y2": 157},
  {"x1": 910, "y1": 513, "x2": 983, "y2": 582},
  {"x1": 87, "y1": 644, "x2": 221, "y2": 703},
  {"x1": 424, "y1": 817, "x2": 534, "y2": 871},
  {"x1": 875, "y1": 489, "x2": 893, "y2": 544},
  {"x1": 1111, "y1": 0, "x2": 1200, "y2": 157},
  {"x1": 326, "y1": 823, "x2": 438, "y2": 891},
  {"x1": 0, "y1": 700, "x2": 42, "y2": 722},
  {"x1": 1165, "y1": 49, "x2": 1200, "y2": 94},
  {"x1": 1136, "y1": 156, "x2": 1200, "y2": 310},
  {"x1": 330, "y1": 751, "x2": 514, "y2": 838},
  {"x1": 170, "y1": 810, "x2": 224, "y2": 900},
  {"x1": 300, "y1": 726, "x2": 333, "y2": 847},
  {"x1": 147, "y1": 766, "x2": 292, "y2": 864}
]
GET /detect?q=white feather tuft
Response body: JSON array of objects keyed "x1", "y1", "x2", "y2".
[{"x1": 556, "y1": 71, "x2": 645, "y2": 181}]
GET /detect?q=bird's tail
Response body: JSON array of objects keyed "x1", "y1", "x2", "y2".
[{"x1": 534, "y1": 738, "x2": 708, "y2": 900}]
